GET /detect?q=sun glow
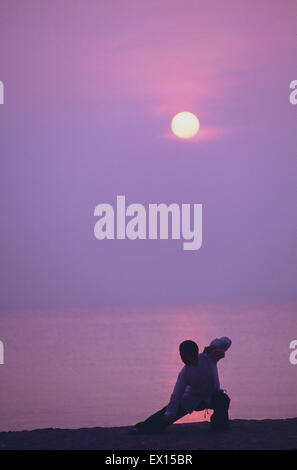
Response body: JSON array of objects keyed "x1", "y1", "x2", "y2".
[{"x1": 171, "y1": 112, "x2": 200, "y2": 139}]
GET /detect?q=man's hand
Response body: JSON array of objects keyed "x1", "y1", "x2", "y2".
[{"x1": 204, "y1": 345, "x2": 225, "y2": 360}]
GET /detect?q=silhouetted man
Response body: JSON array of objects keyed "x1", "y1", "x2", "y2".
[{"x1": 130, "y1": 337, "x2": 231, "y2": 434}]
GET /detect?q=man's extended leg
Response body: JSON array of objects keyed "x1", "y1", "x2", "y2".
[
  {"x1": 133, "y1": 405, "x2": 188, "y2": 434},
  {"x1": 209, "y1": 390, "x2": 231, "y2": 431}
]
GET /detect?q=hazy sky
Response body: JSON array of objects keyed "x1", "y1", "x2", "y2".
[{"x1": 1, "y1": 0, "x2": 296, "y2": 309}]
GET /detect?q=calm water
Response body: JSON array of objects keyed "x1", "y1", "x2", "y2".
[{"x1": 0, "y1": 303, "x2": 296, "y2": 431}]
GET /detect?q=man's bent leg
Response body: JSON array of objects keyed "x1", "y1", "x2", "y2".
[
  {"x1": 135, "y1": 405, "x2": 188, "y2": 434},
  {"x1": 209, "y1": 390, "x2": 231, "y2": 431},
  {"x1": 135, "y1": 406, "x2": 167, "y2": 433}
]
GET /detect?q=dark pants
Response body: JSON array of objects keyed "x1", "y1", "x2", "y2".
[{"x1": 135, "y1": 390, "x2": 230, "y2": 433}]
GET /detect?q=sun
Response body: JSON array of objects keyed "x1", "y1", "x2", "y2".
[{"x1": 171, "y1": 112, "x2": 200, "y2": 139}]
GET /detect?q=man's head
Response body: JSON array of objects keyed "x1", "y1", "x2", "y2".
[{"x1": 179, "y1": 340, "x2": 199, "y2": 366}]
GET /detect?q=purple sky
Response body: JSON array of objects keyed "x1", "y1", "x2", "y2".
[{"x1": 0, "y1": 0, "x2": 296, "y2": 310}]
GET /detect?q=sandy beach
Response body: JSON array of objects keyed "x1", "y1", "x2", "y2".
[{"x1": 0, "y1": 418, "x2": 296, "y2": 450}]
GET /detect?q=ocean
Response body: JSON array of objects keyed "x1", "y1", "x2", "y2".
[{"x1": 0, "y1": 303, "x2": 296, "y2": 431}]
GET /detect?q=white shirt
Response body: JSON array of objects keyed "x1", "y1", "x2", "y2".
[{"x1": 164, "y1": 337, "x2": 232, "y2": 418}]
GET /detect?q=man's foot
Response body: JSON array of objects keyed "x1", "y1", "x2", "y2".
[{"x1": 210, "y1": 407, "x2": 230, "y2": 432}]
